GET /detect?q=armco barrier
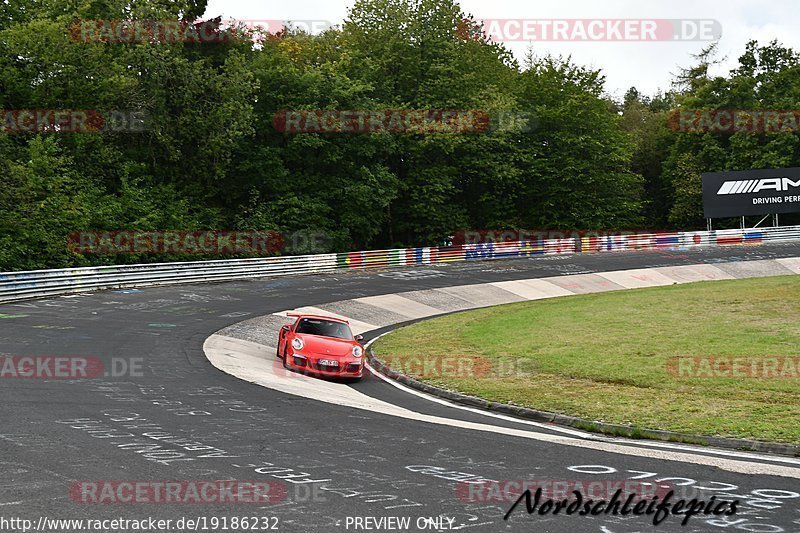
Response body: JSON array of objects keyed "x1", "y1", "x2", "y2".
[
  {"x1": 1, "y1": 226, "x2": 799, "y2": 303},
  {"x1": 578, "y1": 227, "x2": 778, "y2": 252},
  {"x1": 0, "y1": 240, "x2": 573, "y2": 303}
]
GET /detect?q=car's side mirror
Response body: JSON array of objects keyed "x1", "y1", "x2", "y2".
[
  {"x1": 281, "y1": 325, "x2": 291, "y2": 332},
  {"x1": 354, "y1": 334, "x2": 364, "y2": 342}
]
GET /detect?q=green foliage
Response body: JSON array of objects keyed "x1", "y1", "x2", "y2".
[
  {"x1": 4, "y1": 0, "x2": 794, "y2": 271},
  {"x1": 375, "y1": 276, "x2": 800, "y2": 443},
  {"x1": 642, "y1": 40, "x2": 800, "y2": 227}
]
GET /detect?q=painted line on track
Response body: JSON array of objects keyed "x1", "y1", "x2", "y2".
[
  {"x1": 364, "y1": 334, "x2": 800, "y2": 469},
  {"x1": 205, "y1": 257, "x2": 800, "y2": 477}
]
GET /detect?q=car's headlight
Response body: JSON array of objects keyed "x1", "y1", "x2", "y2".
[
  {"x1": 352, "y1": 346, "x2": 363, "y2": 358},
  {"x1": 291, "y1": 338, "x2": 304, "y2": 351}
]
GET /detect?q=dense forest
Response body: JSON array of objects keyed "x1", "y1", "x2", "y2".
[{"x1": 2, "y1": 0, "x2": 800, "y2": 271}]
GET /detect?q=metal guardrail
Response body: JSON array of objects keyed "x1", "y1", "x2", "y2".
[
  {"x1": 1, "y1": 226, "x2": 799, "y2": 303},
  {"x1": 577, "y1": 226, "x2": 799, "y2": 252}
]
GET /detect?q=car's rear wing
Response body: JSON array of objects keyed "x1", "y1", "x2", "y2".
[{"x1": 286, "y1": 312, "x2": 350, "y2": 324}]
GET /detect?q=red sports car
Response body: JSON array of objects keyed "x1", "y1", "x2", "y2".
[{"x1": 277, "y1": 313, "x2": 365, "y2": 380}]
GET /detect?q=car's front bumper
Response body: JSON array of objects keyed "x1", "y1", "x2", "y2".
[{"x1": 286, "y1": 353, "x2": 364, "y2": 378}]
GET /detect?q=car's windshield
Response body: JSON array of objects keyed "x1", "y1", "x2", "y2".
[{"x1": 295, "y1": 318, "x2": 353, "y2": 340}]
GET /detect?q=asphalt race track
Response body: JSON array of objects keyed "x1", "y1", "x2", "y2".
[{"x1": 2, "y1": 244, "x2": 800, "y2": 533}]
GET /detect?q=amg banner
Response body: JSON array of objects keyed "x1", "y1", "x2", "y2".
[{"x1": 702, "y1": 167, "x2": 800, "y2": 218}]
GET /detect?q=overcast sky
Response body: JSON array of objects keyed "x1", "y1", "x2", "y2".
[{"x1": 203, "y1": 0, "x2": 799, "y2": 99}]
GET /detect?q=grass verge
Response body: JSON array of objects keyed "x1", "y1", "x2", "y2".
[{"x1": 373, "y1": 276, "x2": 800, "y2": 444}]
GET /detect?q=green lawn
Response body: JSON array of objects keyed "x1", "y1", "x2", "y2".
[{"x1": 373, "y1": 276, "x2": 800, "y2": 444}]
